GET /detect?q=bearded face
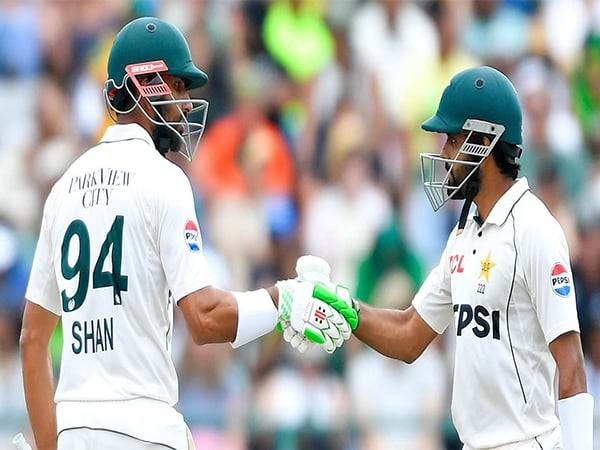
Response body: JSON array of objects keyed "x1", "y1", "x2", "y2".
[
  {"x1": 151, "y1": 122, "x2": 183, "y2": 156},
  {"x1": 445, "y1": 154, "x2": 481, "y2": 200}
]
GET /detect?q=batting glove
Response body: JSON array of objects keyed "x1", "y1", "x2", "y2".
[
  {"x1": 295, "y1": 255, "x2": 360, "y2": 335},
  {"x1": 277, "y1": 279, "x2": 352, "y2": 353},
  {"x1": 279, "y1": 255, "x2": 332, "y2": 353}
]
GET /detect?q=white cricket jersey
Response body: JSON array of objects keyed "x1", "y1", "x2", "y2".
[
  {"x1": 26, "y1": 123, "x2": 212, "y2": 449},
  {"x1": 413, "y1": 178, "x2": 580, "y2": 449}
]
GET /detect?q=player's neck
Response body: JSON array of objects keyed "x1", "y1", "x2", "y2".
[{"x1": 473, "y1": 172, "x2": 515, "y2": 223}]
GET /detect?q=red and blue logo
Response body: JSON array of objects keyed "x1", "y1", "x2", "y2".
[
  {"x1": 184, "y1": 220, "x2": 201, "y2": 252},
  {"x1": 551, "y1": 263, "x2": 571, "y2": 297}
]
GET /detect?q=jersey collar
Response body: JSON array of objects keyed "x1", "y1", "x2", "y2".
[
  {"x1": 477, "y1": 177, "x2": 530, "y2": 227},
  {"x1": 99, "y1": 123, "x2": 155, "y2": 148}
]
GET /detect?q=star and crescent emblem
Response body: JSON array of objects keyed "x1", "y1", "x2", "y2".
[{"x1": 479, "y1": 251, "x2": 496, "y2": 282}]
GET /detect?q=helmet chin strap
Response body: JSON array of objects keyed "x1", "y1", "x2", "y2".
[
  {"x1": 152, "y1": 125, "x2": 173, "y2": 156},
  {"x1": 150, "y1": 103, "x2": 178, "y2": 157},
  {"x1": 458, "y1": 170, "x2": 480, "y2": 231}
]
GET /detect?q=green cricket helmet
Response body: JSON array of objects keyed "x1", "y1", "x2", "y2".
[
  {"x1": 104, "y1": 17, "x2": 209, "y2": 161},
  {"x1": 420, "y1": 66, "x2": 523, "y2": 213}
]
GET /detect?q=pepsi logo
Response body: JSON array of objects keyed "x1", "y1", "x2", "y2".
[
  {"x1": 184, "y1": 220, "x2": 200, "y2": 252},
  {"x1": 551, "y1": 263, "x2": 571, "y2": 297}
]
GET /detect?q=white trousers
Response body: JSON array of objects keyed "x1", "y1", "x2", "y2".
[
  {"x1": 463, "y1": 426, "x2": 562, "y2": 450},
  {"x1": 58, "y1": 427, "x2": 196, "y2": 450}
]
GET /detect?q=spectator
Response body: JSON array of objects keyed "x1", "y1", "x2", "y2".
[
  {"x1": 0, "y1": 1, "x2": 41, "y2": 77},
  {"x1": 3, "y1": 3, "x2": 600, "y2": 447},
  {"x1": 406, "y1": 1, "x2": 479, "y2": 157},
  {"x1": 584, "y1": 299, "x2": 600, "y2": 449},
  {"x1": 178, "y1": 340, "x2": 248, "y2": 450},
  {"x1": 303, "y1": 24, "x2": 372, "y2": 172},
  {"x1": 303, "y1": 102, "x2": 392, "y2": 290},
  {"x1": 459, "y1": 0, "x2": 530, "y2": 66},
  {"x1": 251, "y1": 348, "x2": 349, "y2": 450},
  {"x1": 573, "y1": 211, "x2": 600, "y2": 342},
  {"x1": 0, "y1": 306, "x2": 27, "y2": 448},
  {"x1": 0, "y1": 224, "x2": 28, "y2": 316},
  {"x1": 350, "y1": 0, "x2": 439, "y2": 128},
  {"x1": 347, "y1": 278, "x2": 447, "y2": 450},
  {"x1": 355, "y1": 214, "x2": 424, "y2": 304},
  {"x1": 513, "y1": 57, "x2": 589, "y2": 201},
  {"x1": 541, "y1": 0, "x2": 591, "y2": 72},
  {"x1": 262, "y1": 0, "x2": 334, "y2": 84},
  {"x1": 24, "y1": 77, "x2": 80, "y2": 205},
  {"x1": 192, "y1": 61, "x2": 295, "y2": 289},
  {"x1": 573, "y1": 34, "x2": 600, "y2": 148}
]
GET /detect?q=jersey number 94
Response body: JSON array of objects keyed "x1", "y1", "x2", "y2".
[{"x1": 60, "y1": 215, "x2": 129, "y2": 312}]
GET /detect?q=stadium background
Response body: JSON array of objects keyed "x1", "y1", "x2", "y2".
[{"x1": 1, "y1": 0, "x2": 600, "y2": 448}]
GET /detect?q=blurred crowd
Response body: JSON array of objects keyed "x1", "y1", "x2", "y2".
[{"x1": 2, "y1": 0, "x2": 600, "y2": 449}]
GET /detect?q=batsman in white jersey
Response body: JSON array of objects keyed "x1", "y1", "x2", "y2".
[
  {"x1": 308, "y1": 66, "x2": 593, "y2": 449},
  {"x1": 19, "y1": 17, "x2": 357, "y2": 450}
]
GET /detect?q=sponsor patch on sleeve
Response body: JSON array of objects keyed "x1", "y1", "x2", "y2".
[
  {"x1": 184, "y1": 220, "x2": 201, "y2": 252},
  {"x1": 550, "y1": 263, "x2": 571, "y2": 297}
]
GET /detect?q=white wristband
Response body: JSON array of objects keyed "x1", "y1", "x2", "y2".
[
  {"x1": 558, "y1": 392, "x2": 594, "y2": 450},
  {"x1": 231, "y1": 289, "x2": 278, "y2": 348}
]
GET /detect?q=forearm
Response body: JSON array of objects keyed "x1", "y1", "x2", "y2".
[
  {"x1": 22, "y1": 342, "x2": 57, "y2": 450},
  {"x1": 549, "y1": 331, "x2": 593, "y2": 449},
  {"x1": 266, "y1": 285, "x2": 278, "y2": 308},
  {"x1": 558, "y1": 363, "x2": 587, "y2": 399},
  {"x1": 354, "y1": 304, "x2": 430, "y2": 363},
  {"x1": 180, "y1": 286, "x2": 279, "y2": 346},
  {"x1": 550, "y1": 331, "x2": 587, "y2": 399},
  {"x1": 184, "y1": 287, "x2": 239, "y2": 344}
]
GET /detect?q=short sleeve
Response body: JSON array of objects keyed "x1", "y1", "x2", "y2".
[
  {"x1": 412, "y1": 237, "x2": 454, "y2": 335},
  {"x1": 158, "y1": 169, "x2": 213, "y2": 302},
  {"x1": 26, "y1": 198, "x2": 61, "y2": 315},
  {"x1": 520, "y1": 218, "x2": 580, "y2": 344}
]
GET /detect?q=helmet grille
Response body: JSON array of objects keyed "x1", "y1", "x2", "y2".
[
  {"x1": 461, "y1": 143, "x2": 492, "y2": 157},
  {"x1": 140, "y1": 84, "x2": 170, "y2": 97}
]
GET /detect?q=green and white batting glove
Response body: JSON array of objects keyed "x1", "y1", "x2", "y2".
[
  {"x1": 280, "y1": 255, "x2": 332, "y2": 353},
  {"x1": 277, "y1": 256, "x2": 360, "y2": 354}
]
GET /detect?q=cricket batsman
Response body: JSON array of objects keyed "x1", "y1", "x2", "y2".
[
  {"x1": 19, "y1": 17, "x2": 356, "y2": 450},
  {"x1": 305, "y1": 66, "x2": 593, "y2": 449}
]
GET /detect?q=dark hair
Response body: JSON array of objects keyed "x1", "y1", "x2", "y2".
[
  {"x1": 111, "y1": 78, "x2": 138, "y2": 112},
  {"x1": 110, "y1": 74, "x2": 159, "y2": 113},
  {"x1": 491, "y1": 141, "x2": 520, "y2": 180},
  {"x1": 468, "y1": 132, "x2": 520, "y2": 180}
]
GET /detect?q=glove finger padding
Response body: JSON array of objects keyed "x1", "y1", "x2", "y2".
[
  {"x1": 290, "y1": 332, "x2": 306, "y2": 350},
  {"x1": 282, "y1": 321, "x2": 295, "y2": 343},
  {"x1": 303, "y1": 322, "x2": 337, "y2": 353},
  {"x1": 281, "y1": 320, "x2": 313, "y2": 353},
  {"x1": 296, "y1": 338, "x2": 311, "y2": 353}
]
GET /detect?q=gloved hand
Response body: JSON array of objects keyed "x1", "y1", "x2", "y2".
[
  {"x1": 277, "y1": 255, "x2": 359, "y2": 353},
  {"x1": 279, "y1": 255, "x2": 332, "y2": 353}
]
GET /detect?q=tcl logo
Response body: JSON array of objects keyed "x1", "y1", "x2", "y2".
[{"x1": 449, "y1": 254, "x2": 465, "y2": 274}]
